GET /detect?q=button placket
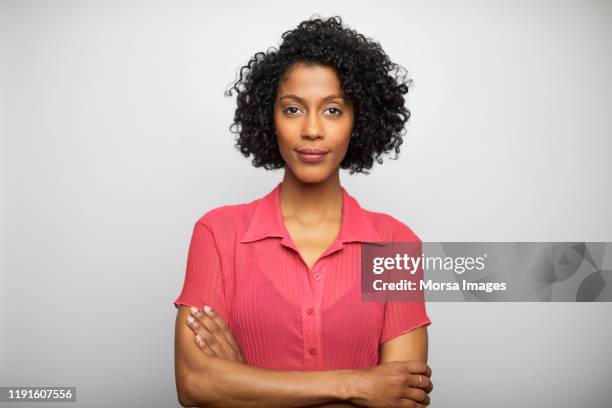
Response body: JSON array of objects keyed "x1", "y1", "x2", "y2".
[
  {"x1": 304, "y1": 308, "x2": 322, "y2": 369},
  {"x1": 303, "y1": 261, "x2": 325, "y2": 370},
  {"x1": 312, "y1": 262, "x2": 324, "y2": 281}
]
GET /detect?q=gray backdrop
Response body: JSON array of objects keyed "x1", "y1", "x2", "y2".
[{"x1": 1, "y1": 0, "x2": 611, "y2": 407}]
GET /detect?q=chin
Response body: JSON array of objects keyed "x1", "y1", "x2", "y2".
[{"x1": 291, "y1": 166, "x2": 334, "y2": 184}]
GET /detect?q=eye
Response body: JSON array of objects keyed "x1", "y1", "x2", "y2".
[
  {"x1": 283, "y1": 106, "x2": 301, "y2": 115},
  {"x1": 325, "y1": 107, "x2": 343, "y2": 116}
]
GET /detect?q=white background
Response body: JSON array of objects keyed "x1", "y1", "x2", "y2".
[{"x1": 1, "y1": 0, "x2": 611, "y2": 406}]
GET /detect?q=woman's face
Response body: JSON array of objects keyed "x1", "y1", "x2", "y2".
[{"x1": 274, "y1": 63, "x2": 354, "y2": 184}]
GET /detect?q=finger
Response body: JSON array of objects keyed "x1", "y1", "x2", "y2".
[
  {"x1": 397, "y1": 399, "x2": 426, "y2": 408},
  {"x1": 402, "y1": 386, "x2": 427, "y2": 404},
  {"x1": 408, "y1": 374, "x2": 433, "y2": 393},
  {"x1": 402, "y1": 360, "x2": 430, "y2": 375},
  {"x1": 202, "y1": 305, "x2": 243, "y2": 359},
  {"x1": 189, "y1": 307, "x2": 227, "y2": 358},
  {"x1": 196, "y1": 309, "x2": 233, "y2": 359},
  {"x1": 425, "y1": 379, "x2": 433, "y2": 394},
  {"x1": 201, "y1": 306, "x2": 243, "y2": 360},
  {"x1": 193, "y1": 317, "x2": 241, "y2": 362},
  {"x1": 194, "y1": 334, "x2": 215, "y2": 356},
  {"x1": 186, "y1": 314, "x2": 219, "y2": 356}
]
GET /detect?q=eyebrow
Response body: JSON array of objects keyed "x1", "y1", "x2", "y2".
[{"x1": 279, "y1": 94, "x2": 346, "y2": 103}]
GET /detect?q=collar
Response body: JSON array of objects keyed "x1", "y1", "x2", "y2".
[{"x1": 240, "y1": 182, "x2": 383, "y2": 249}]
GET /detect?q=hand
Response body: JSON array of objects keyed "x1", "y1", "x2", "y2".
[
  {"x1": 186, "y1": 305, "x2": 244, "y2": 363},
  {"x1": 350, "y1": 361, "x2": 433, "y2": 408}
]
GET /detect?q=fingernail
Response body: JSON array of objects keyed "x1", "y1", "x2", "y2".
[
  {"x1": 190, "y1": 306, "x2": 198, "y2": 315},
  {"x1": 203, "y1": 305, "x2": 213, "y2": 315}
]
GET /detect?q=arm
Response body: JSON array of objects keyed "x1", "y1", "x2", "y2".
[
  {"x1": 380, "y1": 326, "x2": 428, "y2": 364},
  {"x1": 176, "y1": 306, "x2": 431, "y2": 408},
  {"x1": 376, "y1": 231, "x2": 433, "y2": 401},
  {"x1": 379, "y1": 326, "x2": 433, "y2": 402},
  {"x1": 175, "y1": 305, "x2": 355, "y2": 407}
]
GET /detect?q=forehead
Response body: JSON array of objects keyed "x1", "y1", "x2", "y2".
[{"x1": 278, "y1": 63, "x2": 343, "y2": 96}]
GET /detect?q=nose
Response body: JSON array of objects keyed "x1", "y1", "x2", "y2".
[{"x1": 301, "y1": 111, "x2": 324, "y2": 140}]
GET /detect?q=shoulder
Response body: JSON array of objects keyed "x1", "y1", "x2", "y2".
[
  {"x1": 363, "y1": 209, "x2": 421, "y2": 243},
  {"x1": 194, "y1": 198, "x2": 258, "y2": 233}
]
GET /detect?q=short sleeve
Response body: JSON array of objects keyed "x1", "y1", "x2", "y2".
[
  {"x1": 379, "y1": 300, "x2": 431, "y2": 345},
  {"x1": 379, "y1": 222, "x2": 432, "y2": 345},
  {"x1": 173, "y1": 218, "x2": 227, "y2": 320}
]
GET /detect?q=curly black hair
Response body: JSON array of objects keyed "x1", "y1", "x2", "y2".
[{"x1": 224, "y1": 15, "x2": 413, "y2": 174}]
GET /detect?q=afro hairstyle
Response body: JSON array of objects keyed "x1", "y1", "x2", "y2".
[{"x1": 225, "y1": 15, "x2": 413, "y2": 174}]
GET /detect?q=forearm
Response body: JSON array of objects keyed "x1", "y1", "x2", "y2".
[{"x1": 183, "y1": 355, "x2": 360, "y2": 408}]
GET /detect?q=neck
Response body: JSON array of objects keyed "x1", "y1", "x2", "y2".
[{"x1": 279, "y1": 169, "x2": 342, "y2": 223}]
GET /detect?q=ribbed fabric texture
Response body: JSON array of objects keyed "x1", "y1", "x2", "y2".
[{"x1": 174, "y1": 182, "x2": 431, "y2": 371}]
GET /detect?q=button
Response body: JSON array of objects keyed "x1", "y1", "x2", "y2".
[
  {"x1": 307, "y1": 308, "x2": 314, "y2": 316},
  {"x1": 313, "y1": 273, "x2": 321, "y2": 280},
  {"x1": 308, "y1": 347, "x2": 318, "y2": 355}
]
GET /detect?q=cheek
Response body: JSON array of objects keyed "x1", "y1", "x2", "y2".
[
  {"x1": 335, "y1": 139, "x2": 351, "y2": 162},
  {"x1": 274, "y1": 118, "x2": 297, "y2": 148},
  {"x1": 336, "y1": 114, "x2": 354, "y2": 144},
  {"x1": 275, "y1": 136, "x2": 294, "y2": 164},
  {"x1": 332, "y1": 122, "x2": 353, "y2": 155}
]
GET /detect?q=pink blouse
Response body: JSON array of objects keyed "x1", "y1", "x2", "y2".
[{"x1": 174, "y1": 182, "x2": 431, "y2": 371}]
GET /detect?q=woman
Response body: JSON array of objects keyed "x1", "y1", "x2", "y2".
[{"x1": 173, "y1": 16, "x2": 433, "y2": 407}]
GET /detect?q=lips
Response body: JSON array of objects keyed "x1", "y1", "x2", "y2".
[{"x1": 296, "y1": 148, "x2": 329, "y2": 163}]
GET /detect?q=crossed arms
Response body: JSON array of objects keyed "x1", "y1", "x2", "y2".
[{"x1": 174, "y1": 305, "x2": 433, "y2": 407}]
